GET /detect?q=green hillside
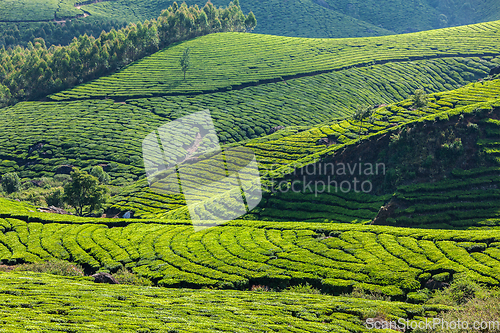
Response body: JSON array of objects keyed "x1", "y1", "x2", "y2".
[
  {"x1": 2, "y1": 4, "x2": 500, "y2": 331},
  {"x1": 109, "y1": 76, "x2": 500, "y2": 221},
  {"x1": 50, "y1": 22, "x2": 500, "y2": 100},
  {"x1": 1, "y1": 24, "x2": 498, "y2": 189},
  {"x1": 2, "y1": 0, "x2": 500, "y2": 43}
]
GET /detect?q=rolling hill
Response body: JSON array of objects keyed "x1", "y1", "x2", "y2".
[
  {"x1": 2, "y1": 11, "x2": 500, "y2": 332},
  {"x1": 2, "y1": 0, "x2": 500, "y2": 43}
]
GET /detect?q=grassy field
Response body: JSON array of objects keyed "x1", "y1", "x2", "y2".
[{"x1": 49, "y1": 22, "x2": 500, "y2": 100}]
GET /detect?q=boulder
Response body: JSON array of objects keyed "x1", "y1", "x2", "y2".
[
  {"x1": 28, "y1": 142, "x2": 44, "y2": 155},
  {"x1": 91, "y1": 272, "x2": 119, "y2": 284},
  {"x1": 316, "y1": 138, "x2": 329, "y2": 145},
  {"x1": 38, "y1": 206, "x2": 72, "y2": 215},
  {"x1": 269, "y1": 126, "x2": 285, "y2": 134},
  {"x1": 425, "y1": 278, "x2": 449, "y2": 290}
]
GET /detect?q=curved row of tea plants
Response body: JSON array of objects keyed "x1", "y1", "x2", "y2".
[
  {"x1": 2, "y1": 56, "x2": 494, "y2": 187},
  {"x1": 1, "y1": 217, "x2": 500, "y2": 298},
  {"x1": 110, "y1": 78, "x2": 500, "y2": 218},
  {"x1": 0, "y1": 270, "x2": 445, "y2": 333},
  {"x1": 49, "y1": 21, "x2": 500, "y2": 100}
]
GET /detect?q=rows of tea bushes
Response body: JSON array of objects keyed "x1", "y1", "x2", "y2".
[
  {"x1": 247, "y1": 191, "x2": 391, "y2": 223},
  {"x1": 4, "y1": 57, "x2": 492, "y2": 185},
  {"x1": 387, "y1": 114, "x2": 500, "y2": 228},
  {"x1": 0, "y1": 100, "x2": 162, "y2": 184},
  {"x1": 252, "y1": 78, "x2": 500, "y2": 173},
  {"x1": 49, "y1": 20, "x2": 500, "y2": 100},
  {"x1": 109, "y1": 77, "x2": 500, "y2": 217},
  {"x1": 127, "y1": 56, "x2": 497, "y2": 131},
  {"x1": 0, "y1": 271, "x2": 444, "y2": 333},
  {"x1": 389, "y1": 170, "x2": 500, "y2": 228},
  {"x1": 1, "y1": 216, "x2": 500, "y2": 297}
]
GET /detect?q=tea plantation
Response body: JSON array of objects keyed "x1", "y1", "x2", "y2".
[
  {"x1": 1, "y1": 56, "x2": 495, "y2": 186},
  {"x1": 49, "y1": 21, "x2": 500, "y2": 100},
  {"x1": 2, "y1": 13, "x2": 500, "y2": 331},
  {"x1": 0, "y1": 270, "x2": 450, "y2": 332},
  {"x1": 0, "y1": 0, "x2": 83, "y2": 22},
  {"x1": 110, "y1": 76, "x2": 500, "y2": 221},
  {"x1": 0, "y1": 209, "x2": 500, "y2": 300}
]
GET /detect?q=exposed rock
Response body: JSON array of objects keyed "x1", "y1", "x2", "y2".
[
  {"x1": 316, "y1": 138, "x2": 329, "y2": 145},
  {"x1": 269, "y1": 126, "x2": 285, "y2": 134},
  {"x1": 372, "y1": 200, "x2": 398, "y2": 225},
  {"x1": 38, "y1": 206, "x2": 72, "y2": 215},
  {"x1": 30, "y1": 180, "x2": 43, "y2": 187},
  {"x1": 92, "y1": 272, "x2": 119, "y2": 284},
  {"x1": 425, "y1": 278, "x2": 450, "y2": 290},
  {"x1": 316, "y1": 137, "x2": 336, "y2": 146}
]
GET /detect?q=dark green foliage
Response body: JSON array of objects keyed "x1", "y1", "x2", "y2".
[
  {"x1": 44, "y1": 188, "x2": 64, "y2": 208},
  {"x1": 412, "y1": 89, "x2": 429, "y2": 108},
  {"x1": 1, "y1": 172, "x2": 21, "y2": 194},
  {"x1": 0, "y1": 20, "x2": 127, "y2": 49},
  {"x1": 63, "y1": 168, "x2": 108, "y2": 216},
  {"x1": 244, "y1": 11, "x2": 257, "y2": 32}
]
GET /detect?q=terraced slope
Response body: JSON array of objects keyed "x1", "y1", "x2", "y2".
[
  {"x1": 2, "y1": 56, "x2": 495, "y2": 186},
  {"x1": 322, "y1": 0, "x2": 500, "y2": 34},
  {"x1": 0, "y1": 271, "x2": 446, "y2": 333},
  {"x1": 49, "y1": 22, "x2": 500, "y2": 100},
  {"x1": 109, "y1": 77, "x2": 500, "y2": 219},
  {"x1": 0, "y1": 213, "x2": 499, "y2": 298}
]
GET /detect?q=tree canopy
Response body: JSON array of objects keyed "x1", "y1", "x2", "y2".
[{"x1": 63, "y1": 168, "x2": 108, "y2": 216}]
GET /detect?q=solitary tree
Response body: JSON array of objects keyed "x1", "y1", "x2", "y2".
[
  {"x1": 63, "y1": 168, "x2": 108, "y2": 216},
  {"x1": 1, "y1": 172, "x2": 21, "y2": 194},
  {"x1": 180, "y1": 47, "x2": 190, "y2": 80},
  {"x1": 412, "y1": 89, "x2": 428, "y2": 108},
  {"x1": 353, "y1": 105, "x2": 374, "y2": 136}
]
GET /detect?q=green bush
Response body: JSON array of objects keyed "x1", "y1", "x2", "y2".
[
  {"x1": 1, "y1": 172, "x2": 21, "y2": 194},
  {"x1": 90, "y1": 166, "x2": 110, "y2": 185},
  {"x1": 113, "y1": 267, "x2": 151, "y2": 286},
  {"x1": 45, "y1": 189, "x2": 64, "y2": 208}
]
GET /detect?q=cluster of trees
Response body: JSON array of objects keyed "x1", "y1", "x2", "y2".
[
  {"x1": 2, "y1": 167, "x2": 109, "y2": 216},
  {"x1": 0, "y1": 20, "x2": 127, "y2": 49},
  {"x1": 0, "y1": 1, "x2": 257, "y2": 107}
]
